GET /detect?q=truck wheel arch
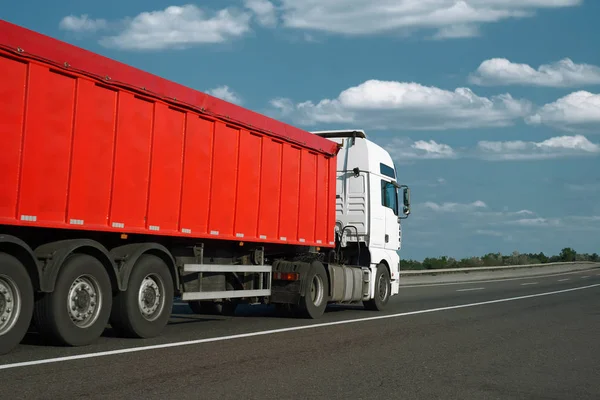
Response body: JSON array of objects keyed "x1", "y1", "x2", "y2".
[
  {"x1": 34, "y1": 239, "x2": 119, "y2": 293},
  {"x1": 110, "y1": 243, "x2": 179, "y2": 294},
  {"x1": 378, "y1": 259, "x2": 391, "y2": 275},
  {"x1": 0, "y1": 235, "x2": 42, "y2": 291}
]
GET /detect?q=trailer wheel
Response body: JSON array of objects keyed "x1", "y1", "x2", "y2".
[
  {"x1": 34, "y1": 254, "x2": 112, "y2": 346},
  {"x1": 363, "y1": 264, "x2": 391, "y2": 311},
  {"x1": 0, "y1": 253, "x2": 34, "y2": 355},
  {"x1": 297, "y1": 262, "x2": 328, "y2": 319},
  {"x1": 110, "y1": 254, "x2": 173, "y2": 338}
]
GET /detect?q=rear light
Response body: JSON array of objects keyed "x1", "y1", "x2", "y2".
[{"x1": 273, "y1": 272, "x2": 300, "y2": 281}]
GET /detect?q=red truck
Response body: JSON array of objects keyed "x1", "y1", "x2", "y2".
[{"x1": 0, "y1": 20, "x2": 411, "y2": 355}]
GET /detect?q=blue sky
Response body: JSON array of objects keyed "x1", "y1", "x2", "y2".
[{"x1": 3, "y1": 0, "x2": 600, "y2": 261}]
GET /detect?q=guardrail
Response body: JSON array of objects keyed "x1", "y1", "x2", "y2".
[{"x1": 399, "y1": 261, "x2": 600, "y2": 276}]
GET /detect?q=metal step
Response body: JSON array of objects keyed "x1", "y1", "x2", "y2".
[
  {"x1": 182, "y1": 289, "x2": 271, "y2": 301},
  {"x1": 181, "y1": 263, "x2": 272, "y2": 301},
  {"x1": 183, "y1": 264, "x2": 272, "y2": 273}
]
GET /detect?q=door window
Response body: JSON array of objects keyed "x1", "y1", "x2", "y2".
[{"x1": 381, "y1": 180, "x2": 398, "y2": 216}]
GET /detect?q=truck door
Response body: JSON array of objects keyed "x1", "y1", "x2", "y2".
[{"x1": 381, "y1": 180, "x2": 400, "y2": 251}]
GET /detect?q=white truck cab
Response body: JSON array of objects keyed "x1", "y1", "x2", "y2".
[{"x1": 313, "y1": 129, "x2": 411, "y2": 298}]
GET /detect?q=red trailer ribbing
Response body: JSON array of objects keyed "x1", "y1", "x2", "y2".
[{"x1": 0, "y1": 20, "x2": 338, "y2": 248}]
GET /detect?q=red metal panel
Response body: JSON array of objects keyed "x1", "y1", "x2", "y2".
[
  {"x1": 0, "y1": 55, "x2": 27, "y2": 220},
  {"x1": 314, "y1": 156, "x2": 330, "y2": 245},
  {"x1": 0, "y1": 20, "x2": 339, "y2": 157},
  {"x1": 0, "y1": 23, "x2": 340, "y2": 248},
  {"x1": 234, "y1": 130, "x2": 262, "y2": 239},
  {"x1": 297, "y1": 151, "x2": 317, "y2": 243},
  {"x1": 179, "y1": 116, "x2": 214, "y2": 235},
  {"x1": 257, "y1": 139, "x2": 282, "y2": 241},
  {"x1": 327, "y1": 157, "x2": 337, "y2": 245},
  {"x1": 109, "y1": 92, "x2": 153, "y2": 230},
  {"x1": 18, "y1": 64, "x2": 75, "y2": 224},
  {"x1": 67, "y1": 80, "x2": 117, "y2": 227},
  {"x1": 208, "y1": 122, "x2": 239, "y2": 237},
  {"x1": 279, "y1": 145, "x2": 301, "y2": 242},
  {"x1": 146, "y1": 104, "x2": 185, "y2": 233}
]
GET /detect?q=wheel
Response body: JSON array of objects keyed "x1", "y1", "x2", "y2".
[
  {"x1": 0, "y1": 253, "x2": 34, "y2": 355},
  {"x1": 109, "y1": 254, "x2": 174, "y2": 338},
  {"x1": 34, "y1": 253, "x2": 112, "y2": 346},
  {"x1": 188, "y1": 282, "x2": 238, "y2": 316},
  {"x1": 297, "y1": 261, "x2": 328, "y2": 319},
  {"x1": 363, "y1": 264, "x2": 391, "y2": 311}
]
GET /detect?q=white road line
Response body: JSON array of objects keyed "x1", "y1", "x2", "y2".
[
  {"x1": 558, "y1": 279, "x2": 570, "y2": 282},
  {"x1": 400, "y1": 268, "x2": 600, "y2": 288},
  {"x1": 581, "y1": 276, "x2": 590, "y2": 279},
  {"x1": 521, "y1": 282, "x2": 538, "y2": 286},
  {"x1": 456, "y1": 287, "x2": 485, "y2": 292},
  {"x1": 1, "y1": 283, "x2": 599, "y2": 371}
]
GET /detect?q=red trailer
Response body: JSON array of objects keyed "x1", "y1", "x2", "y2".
[{"x1": 0, "y1": 20, "x2": 338, "y2": 247}]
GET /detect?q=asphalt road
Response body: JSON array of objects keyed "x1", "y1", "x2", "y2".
[{"x1": 1, "y1": 266, "x2": 599, "y2": 399}]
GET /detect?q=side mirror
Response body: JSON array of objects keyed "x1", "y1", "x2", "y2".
[{"x1": 399, "y1": 185, "x2": 411, "y2": 219}]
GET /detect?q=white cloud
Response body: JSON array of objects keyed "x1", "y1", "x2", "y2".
[
  {"x1": 413, "y1": 140, "x2": 456, "y2": 157},
  {"x1": 473, "y1": 209, "x2": 535, "y2": 218},
  {"x1": 565, "y1": 182, "x2": 600, "y2": 192},
  {"x1": 245, "y1": 0, "x2": 278, "y2": 27},
  {"x1": 422, "y1": 200, "x2": 488, "y2": 213},
  {"x1": 469, "y1": 58, "x2": 600, "y2": 87},
  {"x1": 475, "y1": 229, "x2": 514, "y2": 241},
  {"x1": 386, "y1": 138, "x2": 458, "y2": 160},
  {"x1": 476, "y1": 134, "x2": 600, "y2": 160},
  {"x1": 385, "y1": 135, "x2": 600, "y2": 162},
  {"x1": 476, "y1": 229, "x2": 505, "y2": 237},
  {"x1": 505, "y1": 217, "x2": 561, "y2": 227},
  {"x1": 526, "y1": 91, "x2": 600, "y2": 131},
  {"x1": 206, "y1": 85, "x2": 243, "y2": 105},
  {"x1": 271, "y1": 80, "x2": 531, "y2": 130},
  {"x1": 432, "y1": 24, "x2": 480, "y2": 39},
  {"x1": 493, "y1": 214, "x2": 600, "y2": 230},
  {"x1": 277, "y1": 0, "x2": 581, "y2": 39},
  {"x1": 59, "y1": 15, "x2": 108, "y2": 32},
  {"x1": 96, "y1": 5, "x2": 252, "y2": 50},
  {"x1": 412, "y1": 177, "x2": 448, "y2": 188}
]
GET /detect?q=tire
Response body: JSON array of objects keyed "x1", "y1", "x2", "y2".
[
  {"x1": 363, "y1": 264, "x2": 391, "y2": 311},
  {"x1": 297, "y1": 261, "x2": 328, "y2": 319},
  {"x1": 109, "y1": 254, "x2": 174, "y2": 338},
  {"x1": 0, "y1": 253, "x2": 34, "y2": 355},
  {"x1": 34, "y1": 253, "x2": 112, "y2": 346}
]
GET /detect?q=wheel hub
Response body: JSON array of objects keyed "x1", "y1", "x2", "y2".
[
  {"x1": 378, "y1": 274, "x2": 389, "y2": 301},
  {"x1": 138, "y1": 275, "x2": 163, "y2": 321},
  {"x1": 68, "y1": 276, "x2": 101, "y2": 328},
  {"x1": 310, "y1": 275, "x2": 324, "y2": 307},
  {"x1": 0, "y1": 275, "x2": 21, "y2": 336}
]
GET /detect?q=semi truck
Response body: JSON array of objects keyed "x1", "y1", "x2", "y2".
[{"x1": 0, "y1": 20, "x2": 411, "y2": 355}]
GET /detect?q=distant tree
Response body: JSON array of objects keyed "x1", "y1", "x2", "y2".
[
  {"x1": 481, "y1": 252, "x2": 503, "y2": 266},
  {"x1": 401, "y1": 247, "x2": 587, "y2": 270},
  {"x1": 559, "y1": 247, "x2": 577, "y2": 262},
  {"x1": 400, "y1": 259, "x2": 423, "y2": 270},
  {"x1": 422, "y1": 256, "x2": 449, "y2": 270},
  {"x1": 536, "y1": 252, "x2": 549, "y2": 263},
  {"x1": 591, "y1": 253, "x2": 599, "y2": 262}
]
